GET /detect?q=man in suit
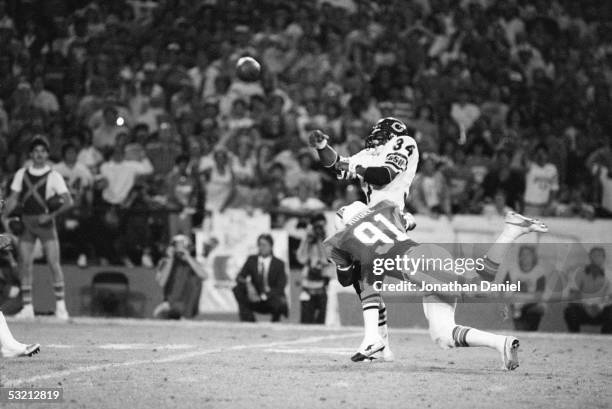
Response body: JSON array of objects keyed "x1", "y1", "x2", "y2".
[{"x1": 233, "y1": 234, "x2": 288, "y2": 322}]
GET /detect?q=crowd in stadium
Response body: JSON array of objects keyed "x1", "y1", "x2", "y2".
[{"x1": 1, "y1": 0, "x2": 612, "y2": 266}]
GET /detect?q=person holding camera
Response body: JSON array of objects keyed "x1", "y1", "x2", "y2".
[
  {"x1": 296, "y1": 213, "x2": 333, "y2": 324},
  {"x1": 2, "y1": 136, "x2": 73, "y2": 320},
  {"x1": 153, "y1": 235, "x2": 208, "y2": 319}
]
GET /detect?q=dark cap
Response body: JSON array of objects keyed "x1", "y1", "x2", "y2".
[{"x1": 29, "y1": 135, "x2": 50, "y2": 152}]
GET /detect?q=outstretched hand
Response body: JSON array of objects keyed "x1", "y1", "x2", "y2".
[{"x1": 308, "y1": 130, "x2": 329, "y2": 149}]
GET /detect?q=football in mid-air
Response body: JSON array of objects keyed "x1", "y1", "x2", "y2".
[{"x1": 236, "y1": 56, "x2": 261, "y2": 82}]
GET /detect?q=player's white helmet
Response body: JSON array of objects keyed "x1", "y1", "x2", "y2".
[{"x1": 334, "y1": 201, "x2": 368, "y2": 230}]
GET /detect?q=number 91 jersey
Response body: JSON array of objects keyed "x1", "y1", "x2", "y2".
[
  {"x1": 344, "y1": 134, "x2": 419, "y2": 210},
  {"x1": 324, "y1": 200, "x2": 418, "y2": 282}
]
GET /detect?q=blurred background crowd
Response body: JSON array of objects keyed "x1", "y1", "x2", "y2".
[{"x1": 1, "y1": 0, "x2": 612, "y2": 267}]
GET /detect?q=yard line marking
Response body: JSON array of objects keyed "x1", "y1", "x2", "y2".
[{"x1": 7, "y1": 333, "x2": 358, "y2": 387}]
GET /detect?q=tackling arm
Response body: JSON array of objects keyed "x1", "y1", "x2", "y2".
[
  {"x1": 355, "y1": 165, "x2": 397, "y2": 185},
  {"x1": 309, "y1": 130, "x2": 339, "y2": 168}
]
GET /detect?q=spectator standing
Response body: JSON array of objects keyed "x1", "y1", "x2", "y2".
[
  {"x1": 450, "y1": 90, "x2": 481, "y2": 136},
  {"x1": 92, "y1": 106, "x2": 127, "y2": 152},
  {"x1": 200, "y1": 147, "x2": 235, "y2": 214},
  {"x1": 165, "y1": 154, "x2": 198, "y2": 237},
  {"x1": 53, "y1": 143, "x2": 94, "y2": 267},
  {"x1": 32, "y1": 77, "x2": 60, "y2": 115},
  {"x1": 411, "y1": 156, "x2": 451, "y2": 217},
  {"x1": 523, "y1": 144, "x2": 559, "y2": 216},
  {"x1": 96, "y1": 146, "x2": 153, "y2": 266}
]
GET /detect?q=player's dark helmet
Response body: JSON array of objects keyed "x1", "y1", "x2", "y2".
[{"x1": 365, "y1": 117, "x2": 410, "y2": 149}]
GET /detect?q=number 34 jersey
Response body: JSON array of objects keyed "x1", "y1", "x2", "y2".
[
  {"x1": 343, "y1": 134, "x2": 419, "y2": 210},
  {"x1": 324, "y1": 200, "x2": 418, "y2": 281}
]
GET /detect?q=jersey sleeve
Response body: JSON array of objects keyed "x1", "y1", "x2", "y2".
[
  {"x1": 49, "y1": 171, "x2": 70, "y2": 196},
  {"x1": 10, "y1": 169, "x2": 25, "y2": 193},
  {"x1": 381, "y1": 135, "x2": 417, "y2": 173}
]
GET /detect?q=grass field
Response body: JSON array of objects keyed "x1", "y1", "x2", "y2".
[{"x1": 1, "y1": 318, "x2": 611, "y2": 409}]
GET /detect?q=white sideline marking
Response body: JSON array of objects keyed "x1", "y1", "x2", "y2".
[{"x1": 7, "y1": 333, "x2": 358, "y2": 387}]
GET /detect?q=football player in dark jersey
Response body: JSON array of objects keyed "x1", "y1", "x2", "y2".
[{"x1": 325, "y1": 200, "x2": 547, "y2": 370}]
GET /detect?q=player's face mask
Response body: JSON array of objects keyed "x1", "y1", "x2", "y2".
[{"x1": 365, "y1": 128, "x2": 390, "y2": 150}]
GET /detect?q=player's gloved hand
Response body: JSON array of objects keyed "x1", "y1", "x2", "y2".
[
  {"x1": 308, "y1": 130, "x2": 329, "y2": 149},
  {"x1": 347, "y1": 158, "x2": 359, "y2": 175},
  {"x1": 335, "y1": 159, "x2": 357, "y2": 179},
  {"x1": 402, "y1": 212, "x2": 417, "y2": 231}
]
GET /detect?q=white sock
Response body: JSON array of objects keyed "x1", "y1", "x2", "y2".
[
  {"x1": 379, "y1": 324, "x2": 388, "y2": 340},
  {"x1": 0, "y1": 312, "x2": 19, "y2": 349},
  {"x1": 464, "y1": 328, "x2": 505, "y2": 351},
  {"x1": 363, "y1": 308, "x2": 379, "y2": 341},
  {"x1": 56, "y1": 299, "x2": 66, "y2": 309}
]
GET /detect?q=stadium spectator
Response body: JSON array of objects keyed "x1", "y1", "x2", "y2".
[
  {"x1": 564, "y1": 247, "x2": 612, "y2": 334},
  {"x1": 165, "y1": 154, "x2": 198, "y2": 237},
  {"x1": 153, "y1": 235, "x2": 207, "y2": 320},
  {"x1": 145, "y1": 122, "x2": 183, "y2": 176},
  {"x1": 479, "y1": 149, "x2": 525, "y2": 212},
  {"x1": 200, "y1": 147, "x2": 235, "y2": 214},
  {"x1": 450, "y1": 90, "x2": 481, "y2": 135},
  {"x1": 523, "y1": 143, "x2": 559, "y2": 216},
  {"x1": 232, "y1": 234, "x2": 288, "y2": 322},
  {"x1": 503, "y1": 246, "x2": 548, "y2": 331},
  {"x1": 482, "y1": 190, "x2": 514, "y2": 218},
  {"x1": 95, "y1": 146, "x2": 153, "y2": 266},
  {"x1": 31, "y1": 76, "x2": 60, "y2": 115},
  {"x1": 410, "y1": 155, "x2": 451, "y2": 218},
  {"x1": 54, "y1": 143, "x2": 94, "y2": 267},
  {"x1": 407, "y1": 104, "x2": 439, "y2": 154},
  {"x1": 296, "y1": 213, "x2": 332, "y2": 324},
  {"x1": 92, "y1": 106, "x2": 128, "y2": 152}
]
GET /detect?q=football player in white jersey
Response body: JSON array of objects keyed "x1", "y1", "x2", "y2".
[
  {"x1": 310, "y1": 117, "x2": 419, "y2": 211},
  {"x1": 309, "y1": 117, "x2": 418, "y2": 361},
  {"x1": 0, "y1": 235, "x2": 40, "y2": 358}
]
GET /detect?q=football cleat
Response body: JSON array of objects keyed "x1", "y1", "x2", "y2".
[
  {"x1": 501, "y1": 336, "x2": 520, "y2": 371},
  {"x1": 504, "y1": 212, "x2": 548, "y2": 233},
  {"x1": 351, "y1": 336, "x2": 385, "y2": 362},
  {"x1": 1, "y1": 343, "x2": 40, "y2": 358},
  {"x1": 381, "y1": 333, "x2": 395, "y2": 362},
  {"x1": 13, "y1": 305, "x2": 35, "y2": 321},
  {"x1": 372, "y1": 332, "x2": 395, "y2": 362}
]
